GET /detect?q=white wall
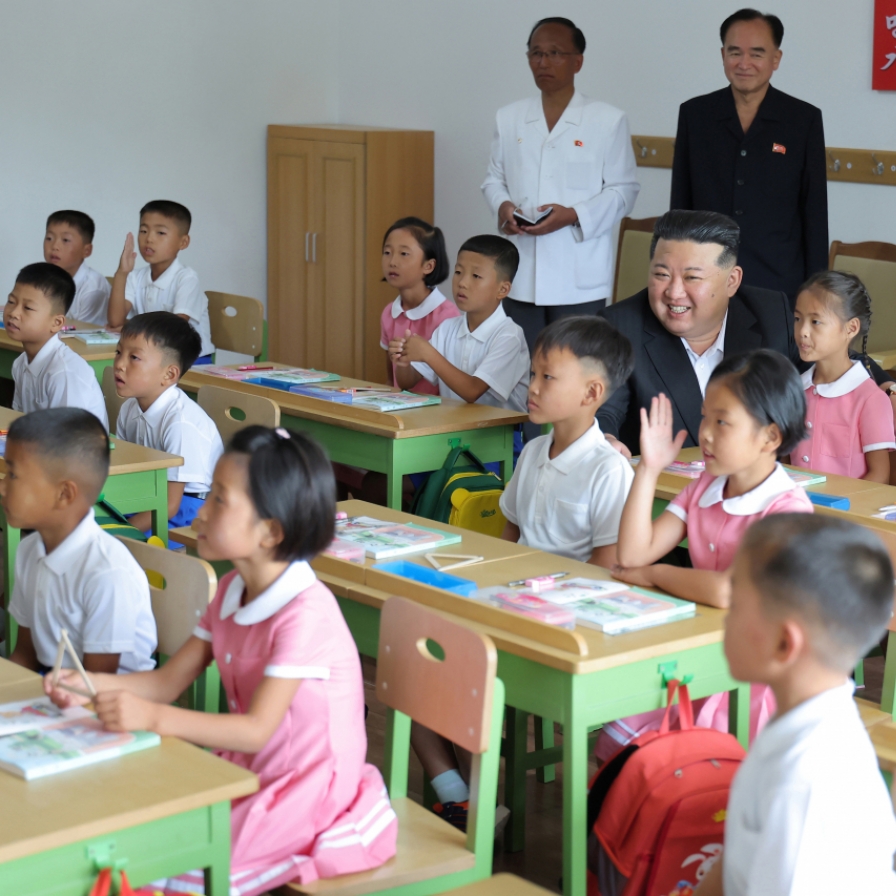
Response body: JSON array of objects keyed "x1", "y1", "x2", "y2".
[
  {"x1": 335, "y1": 0, "x2": 896, "y2": 269},
  {"x1": 0, "y1": 0, "x2": 338, "y2": 302}
]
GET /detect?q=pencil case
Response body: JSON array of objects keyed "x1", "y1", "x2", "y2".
[
  {"x1": 372, "y1": 560, "x2": 477, "y2": 596},
  {"x1": 807, "y1": 492, "x2": 850, "y2": 510}
]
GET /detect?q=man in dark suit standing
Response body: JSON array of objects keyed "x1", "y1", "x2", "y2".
[
  {"x1": 670, "y1": 9, "x2": 828, "y2": 301},
  {"x1": 598, "y1": 211, "x2": 893, "y2": 456}
]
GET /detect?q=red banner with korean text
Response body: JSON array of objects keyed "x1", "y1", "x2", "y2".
[{"x1": 873, "y1": 0, "x2": 896, "y2": 89}]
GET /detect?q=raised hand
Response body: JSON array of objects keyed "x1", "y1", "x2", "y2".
[
  {"x1": 638, "y1": 393, "x2": 688, "y2": 473},
  {"x1": 118, "y1": 232, "x2": 137, "y2": 275}
]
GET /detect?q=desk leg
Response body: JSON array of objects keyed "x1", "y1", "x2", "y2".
[
  {"x1": 151, "y1": 469, "x2": 169, "y2": 546},
  {"x1": 386, "y1": 470, "x2": 403, "y2": 510},
  {"x1": 562, "y1": 678, "x2": 588, "y2": 896},
  {"x1": 204, "y1": 801, "x2": 233, "y2": 896},
  {"x1": 3, "y1": 519, "x2": 20, "y2": 656},
  {"x1": 729, "y1": 682, "x2": 751, "y2": 749},
  {"x1": 503, "y1": 706, "x2": 529, "y2": 852},
  {"x1": 535, "y1": 716, "x2": 556, "y2": 784}
]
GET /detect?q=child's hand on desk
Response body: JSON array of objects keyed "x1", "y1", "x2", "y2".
[
  {"x1": 639, "y1": 393, "x2": 688, "y2": 474},
  {"x1": 94, "y1": 690, "x2": 158, "y2": 733},
  {"x1": 117, "y1": 232, "x2": 137, "y2": 275},
  {"x1": 610, "y1": 564, "x2": 657, "y2": 588}
]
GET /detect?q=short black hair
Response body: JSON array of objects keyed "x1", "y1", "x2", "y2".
[
  {"x1": 708, "y1": 349, "x2": 807, "y2": 456},
  {"x1": 720, "y1": 8, "x2": 784, "y2": 48},
  {"x1": 15, "y1": 262, "x2": 75, "y2": 315},
  {"x1": 8, "y1": 408, "x2": 110, "y2": 503},
  {"x1": 383, "y1": 217, "x2": 450, "y2": 288},
  {"x1": 120, "y1": 311, "x2": 202, "y2": 375},
  {"x1": 651, "y1": 210, "x2": 741, "y2": 269},
  {"x1": 228, "y1": 426, "x2": 336, "y2": 562},
  {"x1": 140, "y1": 200, "x2": 192, "y2": 234},
  {"x1": 744, "y1": 514, "x2": 893, "y2": 670},
  {"x1": 458, "y1": 235, "x2": 520, "y2": 284},
  {"x1": 527, "y1": 17, "x2": 586, "y2": 53},
  {"x1": 533, "y1": 316, "x2": 634, "y2": 397},
  {"x1": 46, "y1": 210, "x2": 95, "y2": 243}
]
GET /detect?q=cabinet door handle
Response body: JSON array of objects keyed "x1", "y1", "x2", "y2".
[
  {"x1": 305, "y1": 232, "x2": 310, "y2": 262},
  {"x1": 312, "y1": 233, "x2": 318, "y2": 263}
]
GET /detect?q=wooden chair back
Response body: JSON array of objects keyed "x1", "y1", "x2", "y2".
[
  {"x1": 197, "y1": 384, "x2": 280, "y2": 446},
  {"x1": 116, "y1": 537, "x2": 217, "y2": 657},
  {"x1": 102, "y1": 365, "x2": 127, "y2": 434},
  {"x1": 206, "y1": 291, "x2": 266, "y2": 358},
  {"x1": 613, "y1": 216, "x2": 657, "y2": 304},
  {"x1": 829, "y1": 241, "x2": 896, "y2": 354},
  {"x1": 106, "y1": 275, "x2": 114, "y2": 288}
]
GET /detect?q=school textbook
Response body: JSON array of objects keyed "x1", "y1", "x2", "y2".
[
  {"x1": 335, "y1": 515, "x2": 461, "y2": 559},
  {"x1": 244, "y1": 369, "x2": 341, "y2": 389},
  {"x1": 72, "y1": 331, "x2": 120, "y2": 345},
  {"x1": 632, "y1": 457, "x2": 828, "y2": 487},
  {"x1": 0, "y1": 698, "x2": 160, "y2": 780},
  {"x1": 352, "y1": 392, "x2": 441, "y2": 413}
]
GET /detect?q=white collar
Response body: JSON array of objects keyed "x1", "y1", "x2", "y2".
[
  {"x1": 24, "y1": 333, "x2": 64, "y2": 376},
  {"x1": 801, "y1": 360, "x2": 870, "y2": 398},
  {"x1": 525, "y1": 89, "x2": 585, "y2": 125},
  {"x1": 219, "y1": 561, "x2": 317, "y2": 625},
  {"x1": 389, "y1": 287, "x2": 448, "y2": 321},
  {"x1": 136, "y1": 384, "x2": 181, "y2": 426},
  {"x1": 681, "y1": 312, "x2": 728, "y2": 362},
  {"x1": 538, "y1": 420, "x2": 607, "y2": 474},
  {"x1": 145, "y1": 258, "x2": 183, "y2": 290},
  {"x1": 38, "y1": 510, "x2": 99, "y2": 576},
  {"x1": 697, "y1": 463, "x2": 797, "y2": 516},
  {"x1": 73, "y1": 262, "x2": 89, "y2": 288},
  {"x1": 459, "y1": 304, "x2": 508, "y2": 343}
]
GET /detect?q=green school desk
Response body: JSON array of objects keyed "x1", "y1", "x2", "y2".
[
  {"x1": 178, "y1": 366, "x2": 527, "y2": 509},
  {"x1": 0, "y1": 665, "x2": 257, "y2": 896},
  {"x1": 186, "y1": 499, "x2": 745, "y2": 896},
  {"x1": 0, "y1": 321, "x2": 116, "y2": 386}
]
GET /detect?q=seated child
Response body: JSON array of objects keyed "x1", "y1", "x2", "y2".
[
  {"x1": 791, "y1": 270, "x2": 895, "y2": 482},
  {"x1": 380, "y1": 216, "x2": 458, "y2": 393},
  {"x1": 694, "y1": 514, "x2": 896, "y2": 896},
  {"x1": 108, "y1": 200, "x2": 215, "y2": 360},
  {"x1": 46, "y1": 426, "x2": 397, "y2": 895},
  {"x1": 389, "y1": 234, "x2": 529, "y2": 413},
  {"x1": 599, "y1": 349, "x2": 813, "y2": 757},
  {"x1": 43, "y1": 209, "x2": 111, "y2": 325},
  {"x1": 5, "y1": 262, "x2": 108, "y2": 429},
  {"x1": 501, "y1": 316, "x2": 635, "y2": 566},
  {"x1": 7, "y1": 408, "x2": 156, "y2": 674},
  {"x1": 113, "y1": 311, "x2": 223, "y2": 530}
]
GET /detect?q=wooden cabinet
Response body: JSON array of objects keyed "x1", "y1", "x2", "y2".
[{"x1": 267, "y1": 125, "x2": 434, "y2": 380}]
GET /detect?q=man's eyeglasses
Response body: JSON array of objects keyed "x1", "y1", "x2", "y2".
[{"x1": 527, "y1": 50, "x2": 578, "y2": 64}]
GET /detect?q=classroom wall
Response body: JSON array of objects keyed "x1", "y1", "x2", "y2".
[
  {"x1": 0, "y1": 1, "x2": 338, "y2": 304},
  {"x1": 335, "y1": 0, "x2": 896, "y2": 280}
]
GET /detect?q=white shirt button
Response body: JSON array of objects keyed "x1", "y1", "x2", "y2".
[
  {"x1": 709, "y1": 543, "x2": 715, "y2": 552},
  {"x1": 225, "y1": 653, "x2": 232, "y2": 664},
  {"x1": 802, "y1": 456, "x2": 809, "y2": 463},
  {"x1": 806, "y1": 421, "x2": 813, "y2": 429},
  {"x1": 231, "y1": 700, "x2": 237, "y2": 710}
]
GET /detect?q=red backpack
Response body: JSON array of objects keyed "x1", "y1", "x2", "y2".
[{"x1": 587, "y1": 680, "x2": 745, "y2": 896}]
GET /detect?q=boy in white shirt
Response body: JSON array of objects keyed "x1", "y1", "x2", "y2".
[
  {"x1": 108, "y1": 200, "x2": 215, "y2": 359},
  {"x1": 696, "y1": 514, "x2": 896, "y2": 896},
  {"x1": 43, "y1": 210, "x2": 111, "y2": 325},
  {"x1": 5, "y1": 408, "x2": 157, "y2": 674},
  {"x1": 5, "y1": 262, "x2": 108, "y2": 429},
  {"x1": 389, "y1": 234, "x2": 529, "y2": 413},
  {"x1": 114, "y1": 311, "x2": 223, "y2": 530},
  {"x1": 500, "y1": 316, "x2": 635, "y2": 565}
]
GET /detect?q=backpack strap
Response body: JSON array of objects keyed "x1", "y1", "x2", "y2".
[{"x1": 658, "y1": 679, "x2": 695, "y2": 733}]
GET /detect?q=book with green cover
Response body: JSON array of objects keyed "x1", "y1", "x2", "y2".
[
  {"x1": 563, "y1": 587, "x2": 696, "y2": 635},
  {"x1": 72, "y1": 331, "x2": 120, "y2": 345},
  {"x1": 0, "y1": 698, "x2": 92, "y2": 737},
  {"x1": 785, "y1": 467, "x2": 827, "y2": 487},
  {"x1": 335, "y1": 515, "x2": 461, "y2": 559},
  {"x1": 352, "y1": 392, "x2": 441, "y2": 412}
]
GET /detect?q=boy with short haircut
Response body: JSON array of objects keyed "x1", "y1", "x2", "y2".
[
  {"x1": 44, "y1": 209, "x2": 111, "y2": 325},
  {"x1": 500, "y1": 316, "x2": 635, "y2": 565},
  {"x1": 695, "y1": 514, "x2": 896, "y2": 896},
  {"x1": 389, "y1": 234, "x2": 529, "y2": 413},
  {"x1": 5, "y1": 408, "x2": 157, "y2": 674},
  {"x1": 114, "y1": 311, "x2": 223, "y2": 530},
  {"x1": 5, "y1": 262, "x2": 108, "y2": 429},
  {"x1": 108, "y1": 200, "x2": 215, "y2": 359}
]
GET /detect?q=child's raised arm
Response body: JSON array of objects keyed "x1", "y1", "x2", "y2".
[
  {"x1": 616, "y1": 394, "x2": 688, "y2": 568},
  {"x1": 107, "y1": 233, "x2": 136, "y2": 329}
]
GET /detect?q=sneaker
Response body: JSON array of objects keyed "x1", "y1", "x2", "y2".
[{"x1": 433, "y1": 800, "x2": 468, "y2": 832}]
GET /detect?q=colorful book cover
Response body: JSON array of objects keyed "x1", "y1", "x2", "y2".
[
  {"x1": 334, "y1": 517, "x2": 461, "y2": 558},
  {"x1": 201, "y1": 366, "x2": 255, "y2": 380},
  {"x1": 482, "y1": 589, "x2": 576, "y2": 627},
  {"x1": 536, "y1": 577, "x2": 632, "y2": 606},
  {"x1": 288, "y1": 385, "x2": 354, "y2": 403},
  {"x1": 352, "y1": 392, "x2": 441, "y2": 412},
  {"x1": 568, "y1": 588, "x2": 695, "y2": 635},
  {"x1": 785, "y1": 468, "x2": 827, "y2": 487},
  {"x1": 630, "y1": 459, "x2": 705, "y2": 478},
  {"x1": 72, "y1": 331, "x2": 120, "y2": 345},
  {"x1": 0, "y1": 698, "x2": 92, "y2": 737},
  {"x1": 245, "y1": 370, "x2": 341, "y2": 389}
]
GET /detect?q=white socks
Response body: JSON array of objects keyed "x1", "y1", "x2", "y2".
[{"x1": 431, "y1": 768, "x2": 470, "y2": 804}]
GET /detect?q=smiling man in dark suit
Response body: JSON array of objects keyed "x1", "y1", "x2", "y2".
[
  {"x1": 598, "y1": 210, "x2": 893, "y2": 456},
  {"x1": 670, "y1": 9, "x2": 827, "y2": 301}
]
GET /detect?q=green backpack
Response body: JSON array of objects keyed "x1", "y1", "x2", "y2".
[
  {"x1": 93, "y1": 495, "x2": 149, "y2": 542},
  {"x1": 410, "y1": 443, "x2": 507, "y2": 537}
]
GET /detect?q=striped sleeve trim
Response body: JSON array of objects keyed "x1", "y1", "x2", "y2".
[
  {"x1": 193, "y1": 626, "x2": 213, "y2": 642},
  {"x1": 864, "y1": 442, "x2": 896, "y2": 453},
  {"x1": 264, "y1": 664, "x2": 330, "y2": 680},
  {"x1": 665, "y1": 503, "x2": 688, "y2": 523}
]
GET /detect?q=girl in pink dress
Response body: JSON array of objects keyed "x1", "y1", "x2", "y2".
[
  {"x1": 791, "y1": 270, "x2": 895, "y2": 482},
  {"x1": 47, "y1": 426, "x2": 397, "y2": 896},
  {"x1": 596, "y1": 349, "x2": 813, "y2": 760}
]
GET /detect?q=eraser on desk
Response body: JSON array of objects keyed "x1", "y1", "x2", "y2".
[
  {"x1": 807, "y1": 492, "x2": 850, "y2": 510},
  {"x1": 525, "y1": 576, "x2": 557, "y2": 592},
  {"x1": 335, "y1": 512, "x2": 348, "y2": 520},
  {"x1": 323, "y1": 538, "x2": 364, "y2": 563}
]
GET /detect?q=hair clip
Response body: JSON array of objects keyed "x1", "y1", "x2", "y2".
[{"x1": 275, "y1": 427, "x2": 290, "y2": 440}]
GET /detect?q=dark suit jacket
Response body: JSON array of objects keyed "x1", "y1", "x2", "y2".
[{"x1": 670, "y1": 85, "x2": 828, "y2": 299}]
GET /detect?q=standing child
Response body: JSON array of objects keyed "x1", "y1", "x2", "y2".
[
  {"x1": 791, "y1": 270, "x2": 895, "y2": 482},
  {"x1": 599, "y1": 349, "x2": 813, "y2": 757},
  {"x1": 46, "y1": 426, "x2": 397, "y2": 896},
  {"x1": 694, "y1": 514, "x2": 896, "y2": 895},
  {"x1": 380, "y1": 217, "x2": 458, "y2": 392}
]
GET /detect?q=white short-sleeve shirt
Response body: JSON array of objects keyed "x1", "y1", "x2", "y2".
[
  {"x1": 70, "y1": 262, "x2": 111, "y2": 326},
  {"x1": 724, "y1": 681, "x2": 896, "y2": 896},
  {"x1": 11, "y1": 334, "x2": 109, "y2": 430},
  {"x1": 124, "y1": 259, "x2": 215, "y2": 357},
  {"x1": 8, "y1": 510, "x2": 157, "y2": 672},
  {"x1": 116, "y1": 386, "x2": 223, "y2": 494},
  {"x1": 411, "y1": 305, "x2": 529, "y2": 412},
  {"x1": 499, "y1": 421, "x2": 634, "y2": 562}
]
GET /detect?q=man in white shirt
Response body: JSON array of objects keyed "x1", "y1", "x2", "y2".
[
  {"x1": 481, "y1": 16, "x2": 640, "y2": 350},
  {"x1": 694, "y1": 514, "x2": 896, "y2": 896}
]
